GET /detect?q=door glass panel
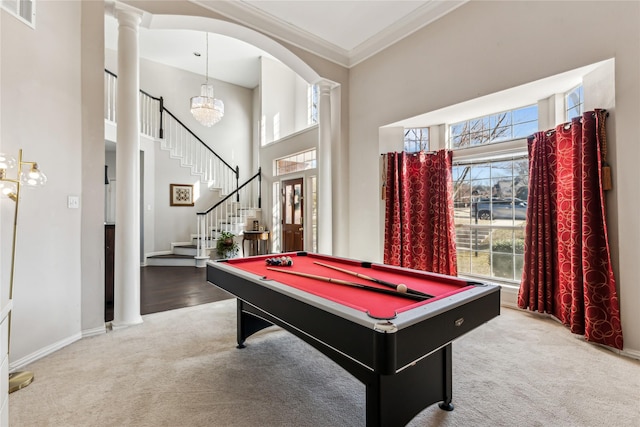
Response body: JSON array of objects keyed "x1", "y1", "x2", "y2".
[
  {"x1": 285, "y1": 185, "x2": 292, "y2": 224},
  {"x1": 294, "y1": 184, "x2": 302, "y2": 224}
]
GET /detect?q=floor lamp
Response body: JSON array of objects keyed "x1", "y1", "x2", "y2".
[{"x1": 0, "y1": 149, "x2": 47, "y2": 393}]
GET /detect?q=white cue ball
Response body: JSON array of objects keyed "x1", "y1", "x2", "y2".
[{"x1": 396, "y1": 284, "x2": 408, "y2": 293}]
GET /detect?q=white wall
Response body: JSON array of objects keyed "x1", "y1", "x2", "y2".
[
  {"x1": 80, "y1": 0, "x2": 106, "y2": 336},
  {"x1": 1, "y1": 1, "x2": 84, "y2": 364},
  {"x1": 348, "y1": 1, "x2": 640, "y2": 356},
  {"x1": 152, "y1": 142, "x2": 224, "y2": 251},
  {"x1": 0, "y1": 7, "x2": 8, "y2": 426},
  {"x1": 261, "y1": 57, "x2": 311, "y2": 144}
]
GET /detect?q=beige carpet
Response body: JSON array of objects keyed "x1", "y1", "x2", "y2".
[{"x1": 9, "y1": 299, "x2": 640, "y2": 427}]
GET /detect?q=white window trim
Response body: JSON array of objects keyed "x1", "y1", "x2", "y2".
[{"x1": 1, "y1": 0, "x2": 36, "y2": 28}]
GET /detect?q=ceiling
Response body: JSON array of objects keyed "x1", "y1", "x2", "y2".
[
  {"x1": 105, "y1": 0, "x2": 601, "y2": 130},
  {"x1": 105, "y1": 0, "x2": 467, "y2": 88}
]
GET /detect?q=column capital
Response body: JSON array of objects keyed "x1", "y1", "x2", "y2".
[
  {"x1": 316, "y1": 79, "x2": 338, "y2": 95},
  {"x1": 105, "y1": 1, "x2": 144, "y2": 27}
]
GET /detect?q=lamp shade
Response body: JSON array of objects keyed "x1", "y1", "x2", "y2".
[
  {"x1": 19, "y1": 167, "x2": 47, "y2": 187},
  {"x1": 0, "y1": 153, "x2": 16, "y2": 170}
]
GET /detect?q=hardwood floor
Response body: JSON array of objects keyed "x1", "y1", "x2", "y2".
[
  {"x1": 105, "y1": 266, "x2": 234, "y2": 320},
  {"x1": 141, "y1": 266, "x2": 233, "y2": 315}
]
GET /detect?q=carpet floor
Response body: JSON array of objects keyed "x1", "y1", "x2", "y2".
[{"x1": 9, "y1": 300, "x2": 640, "y2": 426}]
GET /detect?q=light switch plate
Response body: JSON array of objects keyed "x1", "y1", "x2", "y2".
[{"x1": 68, "y1": 195, "x2": 79, "y2": 209}]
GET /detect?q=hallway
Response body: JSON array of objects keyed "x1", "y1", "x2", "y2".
[
  {"x1": 106, "y1": 266, "x2": 233, "y2": 321},
  {"x1": 141, "y1": 266, "x2": 233, "y2": 315}
]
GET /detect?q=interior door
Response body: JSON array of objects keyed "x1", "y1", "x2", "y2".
[{"x1": 282, "y1": 178, "x2": 304, "y2": 252}]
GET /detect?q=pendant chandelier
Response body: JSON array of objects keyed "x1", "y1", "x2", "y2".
[{"x1": 190, "y1": 32, "x2": 224, "y2": 127}]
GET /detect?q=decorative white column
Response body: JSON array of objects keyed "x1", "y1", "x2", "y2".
[
  {"x1": 317, "y1": 80, "x2": 333, "y2": 254},
  {"x1": 113, "y1": 8, "x2": 143, "y2": 328}
]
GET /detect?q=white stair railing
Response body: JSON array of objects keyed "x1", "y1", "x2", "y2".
[
  {"x1": 104, "y1": 70, "x2": 238, "y2": 197},
  {"x1": 104, "y1": 70, "x2": 162, "y2": 139},
  {"x1": 161, "y1": 110, "x2": 238, "y2": 194}
]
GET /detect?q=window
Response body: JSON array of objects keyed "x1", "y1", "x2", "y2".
[
  {"x1": 453, "y1": 157, "x2": 528, "y2": 282},
  {"x1": 1, "y1": 0, "x2": 35, "y2": 27},
  {"x1": 275, "y1": 149, "x2": 317, "y2": 176},
  {"x1": 566, "y1": 85, "x2": 584, "y2": 121},
  {"x1": 449, "y1": 105, "x2": 534, "y2": 283},
  {"x1": 404, "y1": 128, "x2": 429, "y2": 153},
  {"x1": 450, "y1": 105, "x2": 538, "y2": 149},
  {"x1": 308, "y1": 84, "x2": 319, "y2": 125}
]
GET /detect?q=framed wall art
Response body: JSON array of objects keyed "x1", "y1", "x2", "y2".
[{"x1": 170, "y1": 184, "x2": 194, "y2": 206}]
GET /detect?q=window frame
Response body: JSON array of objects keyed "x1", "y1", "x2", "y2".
[
  {"x1": 1, "y1": 0, "x2": 36, "y2": 28},
  {"x1": 565, "y1": 84, "x2": 584, "y2": 121},
  {"x1": 449, "y1": 105, "x2": 538, "y2": 149},
  {"x1": 403, "y1": 127, "x2": 429, "y2": 153},
  {"x1": 449, "y1": 107, "x2": 531, "y2": 285}
]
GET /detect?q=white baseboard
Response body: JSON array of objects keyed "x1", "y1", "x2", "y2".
[
  {"x1": 620, "y1": 347, "x2": 640, "y2": 361},
  {"x1": 82, "y1": 325, "x2": 106, "y2": 338},
  {"x1": 10, "y1": 332, "x2": 82, "y2": 372}
]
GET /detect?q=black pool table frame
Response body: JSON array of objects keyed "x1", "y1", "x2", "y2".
[{"x1": 206, "y1": 254, "x2": 500, "y2": 427}]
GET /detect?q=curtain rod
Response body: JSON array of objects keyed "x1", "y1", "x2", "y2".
[{"x1": 536, "y1": 109, "x2": 609, "y2": 138}]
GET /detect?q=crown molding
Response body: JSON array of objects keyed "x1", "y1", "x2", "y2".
[
  {"x1": 191, "y1": 0, "x2": 468, "y2": 69},
  {"x1": 191, "y1": 0, "x2": 350, "y2": 67},
  {"x1": 348, "y1": 0, "x2": 468, "y2": 67}
]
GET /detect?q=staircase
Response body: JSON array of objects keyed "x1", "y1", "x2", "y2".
[{"x1": 105, "y1": 70, "x2": 263, "y2": 267}]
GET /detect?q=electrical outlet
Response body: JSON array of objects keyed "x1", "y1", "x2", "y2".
[{"x1": 68, "y1": 195, "x2": 80, "y2": 209}]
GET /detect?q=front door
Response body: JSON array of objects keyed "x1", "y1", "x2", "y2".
[{"x1": 282, "y1": 178, "x2": 304, "y2": 252}]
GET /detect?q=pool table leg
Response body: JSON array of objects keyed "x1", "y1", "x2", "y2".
[
  {"x1": 236, "y1": 299, "x2": 273, "y2": 349},
  {"x1": 438, "y1": 343, "x2": 454, "y2": 411},
  {"x1": 365, "y1": 343, "x2": 454, "y2": 427}
]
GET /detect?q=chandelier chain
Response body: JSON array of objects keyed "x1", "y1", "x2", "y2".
[{"x1": 205, "y1": 32, "x2": 209, "y2": 83}]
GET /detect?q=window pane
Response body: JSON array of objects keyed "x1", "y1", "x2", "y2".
[
  {"x1": 470, "y1": 178, "x2": 491, "y2": 198},
  {"x1": 275, "y1": 149, "x2": 317, "y2": 176},
  {"x1": 491, "y1": 161, "x2": 512, "y2": 177},
  {"x1": 490, "y1": 126, "x2": 511, "y2": 142},
  {"x1": 404, "y1": 127, "x2": 429, "y2": 153},
  {"x1": 513, "y1": 121, "x2": 538, "y2": 138},
  {"x1": 470, "y1": 131, "x2": 488, "y2": 145},
  {"x1": 451, "y1": 135, "x2": 465, "y2": 149},
  {"x1": 449, "y1": 105, "x2": 537, "y2": 147},
  {"x1": 471, "y1": 250, "x2": 491, "y2": 276},
  {"x1": 455, "y1": 156, "x2": 529, "y2": 283},
  {"x1": 285, "y1": 185, "x2": 293, "y2": 224},
  {"x1": 469, "y1": 165, "x2": 491, "y2": 181},
  {"x1": 457, "y1": 249, "x2": 472, "y2": 275},
  {"x1": 490, "y1": 112, "x2": 512, "y2": 128},
  {"x1": 512, "y1": 105, "x2": 537, "y2": 124},
  {"x1": 450, "y1": 123, "x2": 466, "y2": 137},
  {"x1": 293, "y1": 184, "x2": 302, "y2": 224},
  {"x1": 567, "y1": 106, "x2": 581, "y2": 121},
  {"x1": 514, "y1": 228, "x2": 525, "y2": 254},
  {"x1": 452, "y1": 165, "x2": 468, "y2": 182}
]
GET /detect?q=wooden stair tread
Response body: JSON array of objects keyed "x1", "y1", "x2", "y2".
[{"x1": 148, "y1": 254, "x2": 193, "y2": 259}]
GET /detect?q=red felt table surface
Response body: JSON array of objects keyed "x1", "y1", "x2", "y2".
[{"x1": 226, "y1": 253, "x2": 473, "y2": 319}]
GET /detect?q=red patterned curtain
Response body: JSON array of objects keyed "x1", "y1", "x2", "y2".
[
  {"x1": 518, "y1": 110, "x2": 623, "y2": 350},
  {"x1": 384, "y1": 150, "x2": 457, "y2": 275}
]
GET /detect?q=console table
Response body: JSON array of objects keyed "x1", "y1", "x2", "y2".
[{"x1": 242, "y1": 231, "x2": 270, "y2": 256}]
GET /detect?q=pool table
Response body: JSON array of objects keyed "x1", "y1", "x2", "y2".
[{"x1": 206, "y1": 252, "x2": 500, "y2": 427}]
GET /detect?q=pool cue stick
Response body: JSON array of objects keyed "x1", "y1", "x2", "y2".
[
  {"x1": 265, "y1": 267, "x2": 428, "y2": 301},
  {"x1": 313, "y1": 261, "x2": 434, "y2": 299}
]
